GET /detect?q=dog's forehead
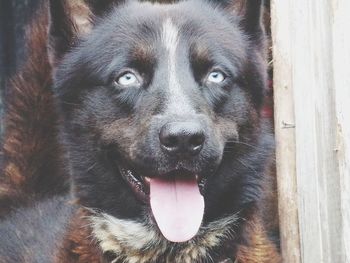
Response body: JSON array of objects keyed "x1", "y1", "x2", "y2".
[
  {"x1": 101, "y1": 0, "x2": 241, "y2": 47},
  {"x1": 74, "y1": 1, "x2": 247, "y2": 77}
]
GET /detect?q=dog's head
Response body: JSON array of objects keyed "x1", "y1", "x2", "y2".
[{"x1": 51, "y1": 0, "x2": 272, "y2": 244}]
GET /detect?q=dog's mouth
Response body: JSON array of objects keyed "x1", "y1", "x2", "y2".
[
  {"x1": 118, "y1": 166, "x2": 151, "y2": 202},
  {"x1": 118, "y1": 165, "x2": 207, "y2": 202},
  {"x1": 117, "y1": 164, "x2": 207, "y2": 243}
]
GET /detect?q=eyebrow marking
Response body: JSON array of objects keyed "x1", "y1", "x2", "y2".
[{"x1": 162, "y1": 18, "x2": 195, "y2": 115}]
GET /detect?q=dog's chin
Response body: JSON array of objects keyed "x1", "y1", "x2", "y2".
[{"x1": 117, "y1": 163, "x2": 208, "y2": 204}]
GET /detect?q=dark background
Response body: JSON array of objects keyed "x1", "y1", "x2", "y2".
[{"x1": 0, "y1": 0, "x2": 41, "y2": 132}]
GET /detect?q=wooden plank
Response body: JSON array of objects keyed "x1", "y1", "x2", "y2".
[
  {"x1": 272, "y1": 0, "x2": 348, "y2": 262},
  {"x1": 332, "y1": 0, "x2": 350, "y2": 262},
  {"x1": 291, "y1": 1, "x2": 343, "y2": 262},
  {"x1": 270, "y1": 1, "x2": 301, "y2": 263}
]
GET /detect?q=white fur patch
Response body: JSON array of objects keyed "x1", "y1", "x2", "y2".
[
  {"x1": 161, "y1": 18, "x2": 195, "y2": 115},
  {"x1": 162, "y1": 18, "x2": 179, "y2": 52},
  {"x1": 90, "y1": 212, "x2": 239, "y2": 263}
]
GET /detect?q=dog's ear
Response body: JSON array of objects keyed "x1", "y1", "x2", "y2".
[
  {"x1": 209, "y1": 0, "x2": 265, "y2": 41},
  {"x1": 47, "y1": 0, "x2": 124, "y2": 66}
]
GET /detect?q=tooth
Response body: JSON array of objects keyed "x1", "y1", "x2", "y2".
[
  {"x1": 127, "y1": 170, "x2": 139, "y2": 182},
  {"x1": 144, "y1": 177, "x2": 151, "y2": 183}
]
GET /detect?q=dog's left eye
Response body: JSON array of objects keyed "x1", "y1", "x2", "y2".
[
  {"x1": 207, "y1": 71, "x2": 226, "y2": 84},
  {"x1": 116, "y1": 72, "x2": 140, "y2": 87}
]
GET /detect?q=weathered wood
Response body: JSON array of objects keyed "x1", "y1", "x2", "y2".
[
  {"x1": 332, "y1": 0, "x2": 350, "y2": 262},
  {"x1": 270, "y1": 2, "x2": 301, "y2": 263},
  {"x1": 272, "y1": 0, "x2": 350, "y2": 262}
]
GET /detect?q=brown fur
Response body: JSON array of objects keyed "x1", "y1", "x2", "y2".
[
  {"x1": 259, "y1": 162, "x2": 280, "y2": 236},
  {"x1": 0, "y1": 6, "x2": 68, "y2": 217},
  {"x1": 236, "y1": 216, "x2": 281, "y2": 263},
  {"x1": 54, "y1": 209, "x2": 103, "y2": 263}
]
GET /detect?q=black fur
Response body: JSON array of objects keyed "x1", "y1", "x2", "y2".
[
  {"x1": 51, "y1": 0, "x2": 271, "y2": 222},
  {"x1": 0, "y1": 196, "x2": 75, "y2": 263},
  {"x1": 0, "y1": 0, "x2": 277, "y2": 262}
]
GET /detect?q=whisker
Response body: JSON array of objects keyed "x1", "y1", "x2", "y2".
[
  {"x1": 226, "y1": 140, "x2": 263, "y2": 151},
  {"x1": 85, "y1": 162, "x2": 98, "y2": 173},
  {"x1": 225, "y1": 140, "x2": 276, "y2": 160},
  {"x1": 236, "y1": 158, "x2": 259, "y2": 177},
  {"x1": 61, "y1": 101, "x2": 80, "y2": 106},
  {"x1": 224, "y1": 146, "x2": 269, "y2": 158}
]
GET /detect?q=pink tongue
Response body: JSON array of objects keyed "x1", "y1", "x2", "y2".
[{"x1": 150, "y1": 176, "x2": 204, "y2": 243}]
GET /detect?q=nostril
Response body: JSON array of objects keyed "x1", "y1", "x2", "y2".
[
  {"x1": 189, "y1": 133, "x2": 205, "y2": 148},
  {"x1": 159, "y1": 122, "x2": 205, "y2": 156},
  {"x1": 163, "y1": 135, "x2": 178, "y2": 149},
  {"x1": 188, "y1": 133, "x2": 205, "y2": 155},
  {"x1": 159, "y1": 125, "x2": 180, "y2": 153}
]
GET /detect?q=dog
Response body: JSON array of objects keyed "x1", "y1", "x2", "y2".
[{"x1": 0, "y1": 0, "x2": 280, "y2": 262}]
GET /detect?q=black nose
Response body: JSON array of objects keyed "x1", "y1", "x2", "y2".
[{"x1": 159, "y1": 122, "x2": 205, "y2": 156}]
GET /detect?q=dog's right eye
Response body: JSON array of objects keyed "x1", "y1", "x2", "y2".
[{"x1": 115, "y1": 72, "x2": 141, "y2": 87}]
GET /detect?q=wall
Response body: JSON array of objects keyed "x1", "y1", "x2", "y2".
[{"x1": 272, "y1": 0, "x2": 350, "y2": 262}]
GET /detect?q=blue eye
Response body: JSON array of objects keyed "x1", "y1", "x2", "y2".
[
  {"x1": 207, "y1": 71, "x2": 225, "y2": 83},
  {"x1": 116, "y1": 72, "x2": 140, "y2": 86}
]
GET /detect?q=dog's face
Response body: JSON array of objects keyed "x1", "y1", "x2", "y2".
[{"x1": 53, "y1": 0, "x2": 271, "y2": 245}]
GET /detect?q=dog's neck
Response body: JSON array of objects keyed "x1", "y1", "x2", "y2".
[
  {"x1": 57, "y1": 208, "x2": 281, "y2": 263},
  {"x1": 89, "y1": 211, "x2": 240, "y2": 263}
]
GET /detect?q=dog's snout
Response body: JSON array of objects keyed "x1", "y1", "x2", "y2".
[{"x1": 159, "y1": 122, "x2": 205, "y2": 156}]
